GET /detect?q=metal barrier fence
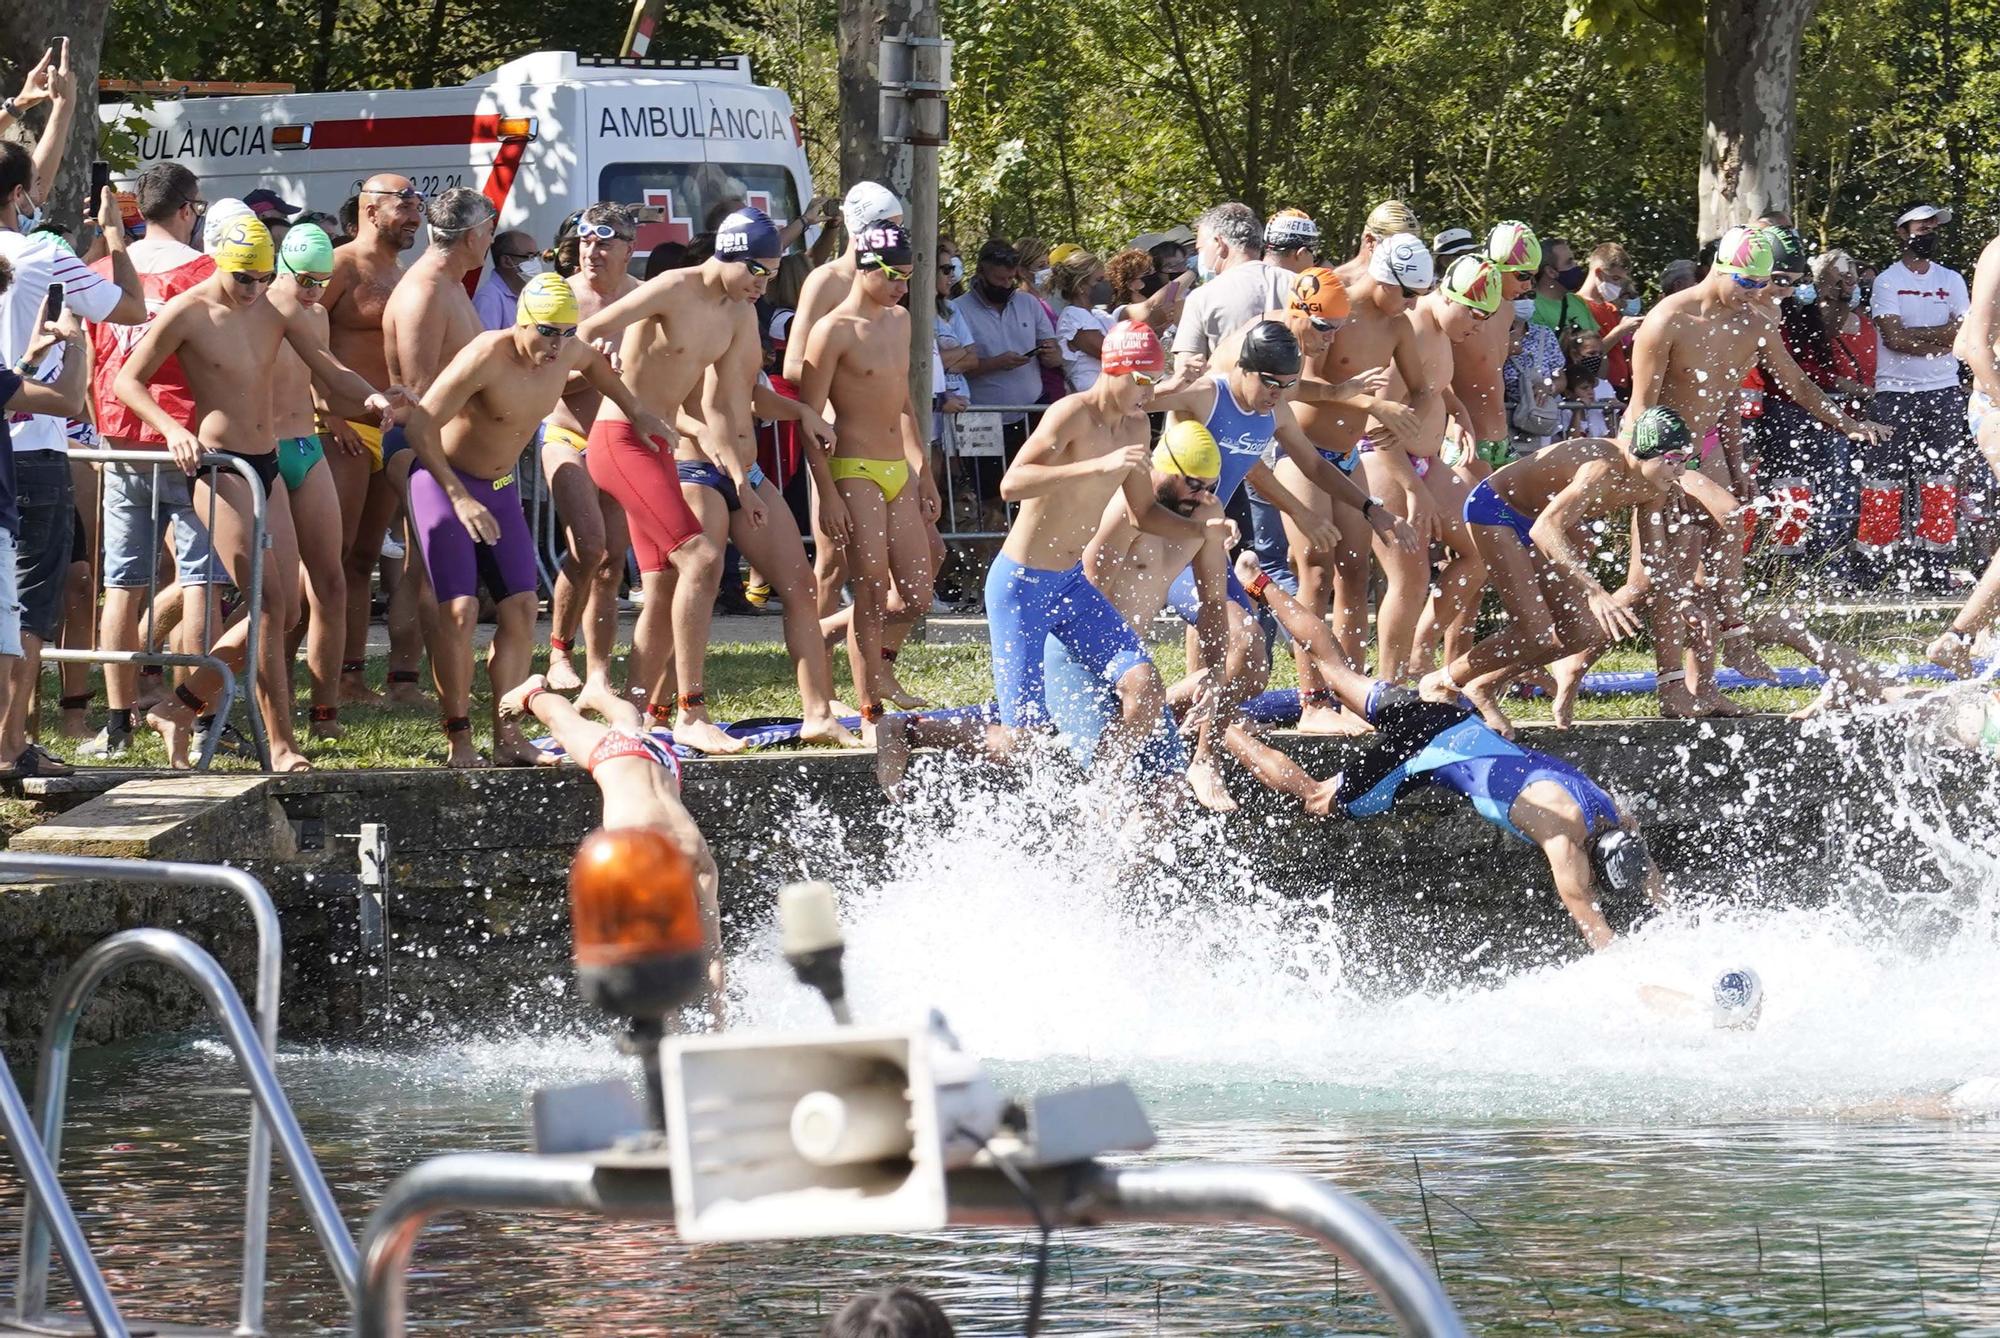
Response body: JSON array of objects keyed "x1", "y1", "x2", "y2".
[{"x1": 47, "y1": 449, "x2": 270, "y2": 770}]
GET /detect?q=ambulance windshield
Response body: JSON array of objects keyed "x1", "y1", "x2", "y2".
[{"x1": 598, "y1": 161, "x2": 803, "y2": 272}]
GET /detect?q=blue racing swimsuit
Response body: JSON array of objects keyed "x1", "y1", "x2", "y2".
[
  {"x1": 1461, "y1": 476, "x2": 1538, "y2": 549},
  {"x1": 1170, "y1": 375, "x2": 1276, "y2": 624},
  {"x1": 985, "y1": 554, "x2": 1151, "y2": 728}
]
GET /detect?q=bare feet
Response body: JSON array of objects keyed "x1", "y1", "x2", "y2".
[
  {"x1": 545, "y1": 651, "x2": 584, "y2": 693},
  {"x1": 1929, "y1": 628, "x2": 1975, "y2": 679},
  {"x1": 145, "y1": 702, "x2": 195, "y2": 769},
  {"x1": 800, "y1": 714, "x2": 865, "y2": 749},
  {"x1": 873, "y1": 713, "x2": 911, "y2": 795},
  {"x1": 1512, "y1": 669, "x2": 1558, "y2": 700},
  {"x1": 1186, "y1": 755, "x2": 1238, "y2": 813},
  {"x1": 1297, "y1": 702, "x2": 1372, "y2": 735},
  {"x1": 1721, "y1": 628, "x2": 1780, "y2": 683},
  {"x1": 445, "y1": 733, "x2": 487, "y2": 769},
  {"x1": 340, "y1": 674, "x2": 386, "y2": 707},
  {"x1": 1302, "y1": 773, "x2": 1344, "y2": 817},
  {"x1": 828, "y1": 697, "x2": 856, "y2": 719},
  {"x1": 1692, "y1": 685, "x2": 1751, "y2": 718},
  {"x1": 491, "y1": 717, "x2": 557, "y2": 766},
  {"x1": 385, "y1": 676, "x2": 431, "y2": 706},
  {"x1": 1417, "y1": 668, "x2": 1462, "y2": 706},
  {"x1": 59, "y1": 708, "x2": 92, "y2": 740},
  {"x1": 574, "y1": 678, "x2": 630, "y2": 724},
  {"x1": 1550, "y1": 656, "x2": 1589, "y2": 729},
  {"x1": 881, "y1": 665, "x2": 932, "y2": 711},
  {"x1": 1460, "y1": 678, "x2": 1516, "y2": 739},
  {"x1": 309, "y1": 713, "x2": 344, "y2": 741},
  {"x1": 496, "y1": 673, "x2": 547, "y2": 721},
  {"x1": 673, "y1": 715, "x2": 747, "y2": 756}
]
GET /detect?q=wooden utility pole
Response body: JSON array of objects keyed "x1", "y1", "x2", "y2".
[{"x1": 880, "y1": 15, "x2": 950, "y2": 425}]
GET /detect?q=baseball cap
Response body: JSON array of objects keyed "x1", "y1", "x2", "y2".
[
  {"x1": 977, "y1": 238, "x2": 1020, "y2": 267},
  {"x1": 1895, "y1": 203, "x2": 1954, "y2": 229},
  {"x1": 842, "y1": 181, "x2": 903, "y2": 236},
  {"x1": 1369, "y1": 232, "x2": 1436, "y2": 291},
  {"x1": 243, "y1": 188, "x2": 302, "y2": 219},
  {"x1": 1432, "y1": 227, "x2": 1477, "y2": 261}
]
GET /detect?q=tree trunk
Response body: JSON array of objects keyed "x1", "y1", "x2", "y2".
[
  {"x1": 837, "y1": 0, "x2": 896, "y2": 197},
  {"x1": 0, "y1": 1, "x2": 113, "y2": 229},
  {"x1": 1698, "y1": 0, "x2": 1817, "y2": 242}
]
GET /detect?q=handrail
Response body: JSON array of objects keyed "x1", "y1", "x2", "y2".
[
  {"x1": 19, "y1": 929, "x2": 359, "y2": 1323},
  {"x1": 64, "y1": 449, "x2": 271, "y2": 771},
  {"x1": 35, "y1": 650, "x2": 239, "y2": 770},
  {"x1": 4, "y1": 856, "x2": 283, "y2": 1334},
  {"x1": 0, "y1": 1058, "x2": 127, "y2": 1335},
  {"x1": 353, "y1": 1151, "x2": 1468, "y2": 1337}
]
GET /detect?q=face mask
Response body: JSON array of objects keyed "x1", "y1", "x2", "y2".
[
  {"x1": 1512, "y1": 298, "x2": 1536, "y2": 321},
  {"x1": 14, "y1": 192, "x2": 41, "y2": 234},
  {"x1": 1848, "y1": 285, "x2": 1863, "y2": 308},
  {"x1": 1570, "y1": 353, "x2": 1604, "y2": 380},
  {"x1": 1196, "y1": 251, "x2": 1218, "y2": 283},
  {"x1": 976, "y1": 275, "x2": 1015, "y2": 302},
  {"x1": 1557, "y1": 265, "x2": 1586, "y2": 292},
  {"x1": 1087, "y1": 279, "x2": 1114, "y2": 308},
  {"x1": 1907, "y1": 232, "x2": 1939, "y2": 260},
  {"x1": 518, "y1": 258, "x2": 546, "y2": 278},
  {"x1": 1794, "y1": 283, "x2": 1818, "y2": 305},
  {"x1": 1597, "y1": 279, "x2": 1622, "y2": 301},
  {"x1": 1032, "y1": 266, "x2": 1052, "y2": 289}
]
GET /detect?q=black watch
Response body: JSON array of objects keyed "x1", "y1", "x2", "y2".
[
  {"x1": 1, "y1": 98, "x2": 18, "y2": 119},
  {"x1": 1362, "y1": 495, "x2": 1384, "y2": 518}
]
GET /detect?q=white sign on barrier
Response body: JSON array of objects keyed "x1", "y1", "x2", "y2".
[{"x1": 951, "y1": 412, "x2": 1005, "y2": 458}]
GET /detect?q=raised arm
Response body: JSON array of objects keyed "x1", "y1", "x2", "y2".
[
  {"x1": 283, "y1": 307, "x2": 398, "y2": 420},
  {"x1": 1759, "y1": 324, "x2": 1889, "y2": 443},
  {"x1": 5, "y1": 319, "x2": 86, "y2": 420},
  {"x1": 27, "y1": 41, "x2": 73, "y2": 205},
  {"x1": 576, "y1": 273, "x2": 672, "y2": 347},
  {"x1": 579, "y1": 344, "x2": 679, "y2": 452},
  {"x1": 1530, "y1": 462, "x2": 1642, "y2": 639}
]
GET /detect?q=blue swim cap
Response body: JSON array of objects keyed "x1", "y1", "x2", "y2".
[{"x1": 715, "y1": 207, "x2": 782, "y2": 263}]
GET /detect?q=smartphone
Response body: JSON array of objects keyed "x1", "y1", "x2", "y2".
[
  {"x1": 86, "y1": 161, "x2": 110, "y2": 219},
  {"x1": 43, "y1": 282, "x2": 64, "y2": 326}
]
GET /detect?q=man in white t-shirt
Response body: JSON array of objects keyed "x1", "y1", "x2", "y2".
[
  {"x1": 1868, "y1": 202, "x2": 1972, "y2": 590},
  {"x1": 1171, "y1": 202, "x2": 1298, "y2": 374},
  {"x1": 0, "y1": 141, "x2": 144, "y2": 776}
]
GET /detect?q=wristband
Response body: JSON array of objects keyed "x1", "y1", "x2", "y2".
[
  {"x1": 1245, "y1": 568, "x2": 1271, "y2": 601},
  {"x1": 0, "y1": 99, "x2": 18, "y2": 120},
  {"x1": 1362, "y1": 495, "x2": 1385, "y2": 518}
]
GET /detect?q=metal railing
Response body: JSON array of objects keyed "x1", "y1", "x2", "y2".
[
  {"x1": 3, "y1": 855, "x2": 286, "y2": 1335},
  {"x1": 9, "y1": 928, "x2": 359, "y2": 1334},
  {"x1": 353, "y1": 1152, "x2": 1468, "y2": 1337},
  {"x1": 50, "y1": 449, "x2": 272, "y2": 770}
]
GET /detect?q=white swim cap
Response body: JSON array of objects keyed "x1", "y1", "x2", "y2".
[
  {"x1": 203, "y1": 198, "x2": 256, "y2": 256},
  {"x1": 1711, "y1": 967, "x2": 1764, "y2": 1031},
  {"x1": 1369, "y1": 231, "x2": 1435, "y2": 292},
  {"x1": 841, "y1": 181, "x2": 903, "y2": 237}
]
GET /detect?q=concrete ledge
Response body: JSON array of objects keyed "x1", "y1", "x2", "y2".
[{"x1": 6, "y1": 775, "x2": 293, "y2": 861}]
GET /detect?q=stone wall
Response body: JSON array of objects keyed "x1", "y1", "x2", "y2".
[{"x1": 0, "y1": 714, "x2": 1978, "y2": 1059}]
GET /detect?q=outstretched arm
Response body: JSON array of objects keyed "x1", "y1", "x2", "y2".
[
  {"x1": 283, "y1": 309, "x2": 401, "y2": 421},
  {"x1": 1530, "y1": 463, "x2": 1641, "y2": 639}
]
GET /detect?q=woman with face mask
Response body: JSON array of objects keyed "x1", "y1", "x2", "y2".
[
  {"x1": 1051, "y1": 248, "x2": 1115, "y2": 392},
  {"x1": 1558, "y1": 327, "x2": 1616, "y2": 438},
  {"x1": 1012, "y1": 236, "x2": 1066, "y2": 403}
]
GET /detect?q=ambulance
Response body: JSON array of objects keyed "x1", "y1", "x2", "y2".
[{"x1": 99, "y1": 50, "x2": 815, "y2": 265}]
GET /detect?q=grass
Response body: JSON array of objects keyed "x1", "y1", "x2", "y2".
[{"x1": 12, "y1": 600, "x2": 1958, "y2": 772}]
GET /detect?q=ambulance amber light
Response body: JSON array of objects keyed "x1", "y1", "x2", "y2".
[
  {"x1": 273, "y1": 125, "x2": 312, "y2": 149},
  {"x1": 497, "y1": 116, "x2": 539, "y2": 141}
]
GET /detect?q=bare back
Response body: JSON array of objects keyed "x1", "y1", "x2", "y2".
[
  {"x1": 385, "y1": 253, "x2": 485, "y2": 394},
  {"x1": 1489, "y1": 436, "x2": 1655, "y2": 519}
]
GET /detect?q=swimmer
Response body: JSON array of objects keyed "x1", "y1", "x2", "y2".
[
  {"x1": 1148, "y1": 320, "x2": 1418, "y2": 807},
  {"x1": 1333, "y1": 198, "x2": 1423, "y2": 288},
  {"x1": 322, "y1": 173, "x2": 424, "y2": 705},
  {"x1": 541, "y1": 203, "x2": 640, "y2": 697},
  {"x1": 1449, "y1": 221, "x2": 1544, "y2": 484},
  {"x1": 377, "y1": 187, "x2": 502, "y2": 706},
  {"x1": 1935, "y1": 221, "x2": 2000, "y2": 679},
  {"x1": 267, "y1": 224, "x2": 357, "y2": 738},
  {"x1": 402, "y1": 272, "x2": 679, "y2": 768},
  {"x1": 1624, "y1": 225, "x2": 1892, "y2": 717},
  {"x1": 1262, "y1": 208, "x2": 1322, "y2": 274},
  {"x1": 498, "y1": 674, "x2": 721, "y2": 1016},
  {"x1": 1637, "y1": 968, "x2": 1765, "y2": 1030},
  {"x1": 797, "y1": 222, "x2": 940, "y2": 737},
  {"x1": 115, "y1": 216, "x2": 413, "y2": 771},
  {"x1": 1419, "y1": 406, "x2": 1690, "y2": 734},
  {"x1": 577, "y1": 207, "x2": 774, "y2": 755}
]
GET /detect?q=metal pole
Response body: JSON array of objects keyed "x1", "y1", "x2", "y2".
[
  {"x1": 901, "y1": 8, "x2": 943, "y2": 440},
  {"x1": 5, "y1": 857, "x2": 286, "y2": 1334},
  {"x1": 0, "y1": 1056, "x2": 128, "y2": 1335},
  {"x1": 24, "y1": 930, "x2": 358, "y2": 1311}
]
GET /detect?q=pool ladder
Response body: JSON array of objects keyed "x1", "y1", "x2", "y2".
[
  {"x1": 0, "y1": 854, "x2": 359, "y2": 1337},
  {"x1": 0, "y1": 854, "x2": 1468, "y2": 1338}
]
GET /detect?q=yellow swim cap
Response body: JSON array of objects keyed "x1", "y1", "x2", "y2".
[
  {"x1": 1153, "y1": 420, "x2": 1222, "y2": 481},
  {"x1": 516, "y1": 271, "x2": 580, "y2": 328},
  {"x1": 213, "y1": 217, "x2": 275, "y2": 275}
]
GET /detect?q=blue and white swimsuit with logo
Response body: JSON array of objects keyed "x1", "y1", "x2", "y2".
[
  {"x1": 1166, "y1": 374, "x2": 1275, "y2": 623},
  {"x1": 985, "y1": 555, "x2": 1151, "y2": 728}
]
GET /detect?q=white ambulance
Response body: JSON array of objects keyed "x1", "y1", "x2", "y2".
[{"x1": 100, "y1": 50, "x2": 815, "y2": 265}]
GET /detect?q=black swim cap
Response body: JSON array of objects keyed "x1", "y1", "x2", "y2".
[
  {"x1": 1237, "y1": 319, "x2": 1302, "y2": 377},
  {"x1": 1629, "y1": 406, "x2": 1692, "y2": 460}
]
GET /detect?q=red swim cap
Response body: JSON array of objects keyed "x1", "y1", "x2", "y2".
[{"x1": 1100, "y1": 319, "x2": 1165, "y2": 377}]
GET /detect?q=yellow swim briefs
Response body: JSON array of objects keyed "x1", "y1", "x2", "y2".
[
  {"x1": 542, "y1": 421, "x2": 590, "y2": 454},
  {"x1": 828, "y1": 456, "x2": 911, "y2": 504}
]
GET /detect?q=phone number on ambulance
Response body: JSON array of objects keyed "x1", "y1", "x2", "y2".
[{"x1": 348, "y1": 175, "x2": 465, "y2": 196}]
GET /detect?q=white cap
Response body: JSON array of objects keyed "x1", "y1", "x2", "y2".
[
  {"x1": 841, "y1": 181, "x2": 903, "y2": 237},
  {"x1": 1432, "y1": 227, "x2": 1476, "y2": 260},
  {"x1": 1896, "y1": 203, "x2": 1954, "y2": 229},
  {"x1": 203, "y1": 198, "x2": 255, "y2": 255},
  {"x1": 1711, "y1": 966, "x2": 1764, "y2": 1031},
  {"x1": 1369, "y1": 232, "x2": 1436, "y2": 291}
]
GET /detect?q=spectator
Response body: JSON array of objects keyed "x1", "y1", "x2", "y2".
[
  {"x1": 951, "y1": 238, "x2": 1057, "y2": 476},
  {"x1": 1105, "y1": 247, "x2": 1154, "y2": 319},
  {"x1": 85, "y1": 162, "x2": 228, "y2": 760},
  {"x1": 1172, "y1": 201, "x2": 1295, "y2": 371},
  {"x1": 1866, "y1": 202, "x2": 1971, "y2": 590},
  {"x1": 1505, "y1": 310, "x2": 1563, "y2": 452},
  {"x1": 296, "y1": 209, "x2": 345, "y2": 246},
  {"x1": 1767, "y1": 248, "x2": 1877, "y2": 572},
  {"x1": 0, "y1": 140, "x2": 144, "y2": 778},
  {"x1": 1432, "y1": 227, "x2": 1477, "y2": 263},
  {"x1": 1531, "y1": 236, "x2": 1595, "y2": 335},
  {"x1": 1011, "y1": 237, "x2": 1065, "y2": 402},
  {"x1": 1578, "y1": 242, "x2": 1641, "y2": 395},
  {"x1": 932, "y1": 236, "x2": 975, "y2": 420},
  {"x1": 1148, "y1": 238, "x2": 1187, "y2": 282},
  {"x1": 337, "y1": 193, "x2": 360, "y2": 241},
  {"x1": 1558, "y1": 325, "x2": 1617, "y2": 438},
  {"x1": 474, "y1": 228, "x2": 539, "y2": 331},
  {"x1": 1263, "y1": 208, "x2": 1321, "y2": 272},
  {"x1": 822, "y1": 1286, "x2": 954, "y2": 1337},
  {"x1": 1052, "y1": 248, "x2": 1112, "y2": 392},
  {"x1": 1043, "y1": 242, "x2": 1083, "y2": 314},
  {"x1": 1658, "y1": 258, "x2": 1700, "y2": 297},
  {"x1": 643, "y1": 239, "x2": 688, "y2": 279},
  {"x1": 242, "y1": 187, "x2": 299, "y2": 249}
]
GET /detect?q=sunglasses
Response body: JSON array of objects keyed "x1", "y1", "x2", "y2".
[
  {"x1": 1653, "y1": 449, "x2": 1693, "y2": 469},
  {"x1": 363, "y1": 186, "x2": 426, "y2": 202},
  {"x1": 1730, "y1": 274, "x2": 1771, "y2": 290},
  {"x1": 1397, "y1": 284, "x2": 1421, "y2": 300},
  {"x1": 1184, "y1": 476, "x2": 1218, "y2": 495},
  {"x1": 533, "y1": 323, "x2": 578, "y2": 338},
  {"x1": 577, "y1": 222, "x2": 634, "y2": 242},
  {"x1": 1257, "y1": 373, "x2": 1299, "y2": 390},
  {"x1": 228, "y1": 271, "x2": 276, "y2": 287},
  {"x1": 1305, "y1": 315, "x2": 1340, "y2": 332},
  {"x1": 285, "y1": 270, "x2": 329, "y2": 289},
  {"x1": 1470, "y1": 306, "x2": 1496, "y2": 321}
]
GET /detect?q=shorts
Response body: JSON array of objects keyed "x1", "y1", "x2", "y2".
[
  {"x1": 0, "y1": 529, "x2": 21, "y2": 658},
  {"x1": 1165, "y1": 558, "x2": 1256, "y2": 626},
  {"x1": 101, "y1": 462, "x2": 225, "y2": 589},
  {"x1": 1462, "y1": 476, "x2": 1536, "y2": 548},
  {"x1": 215, "y1": 447, "x2": 282, "y2": 498},
  {"x1": 278, "y1": 435, "x2": 327, "y2": 492},
  {"x1": 407, "y1": 464, "x2": 538, "y2": 604},
  {"x1": 1970, "y1": 389, "x2": 1995, "y2": 440},
  {"x1": 586, "y1": 418, "x2": 704, "y2": 572},
  {"x1": 13, "y1": 452, "x2": 74, "y2": 643},
  {"x1": 1043, "y1": 634, "x2": 1185, "y2": 779},
  {"x1": 985, "y1": 554, "x2": 1150, "y2": 729},
  {"x1": 677, "y1": 460, "x2": 770, "y2": 512}
]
